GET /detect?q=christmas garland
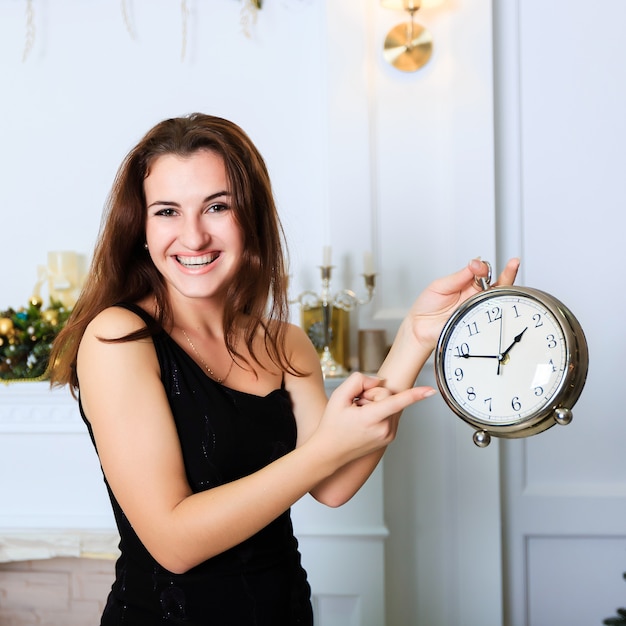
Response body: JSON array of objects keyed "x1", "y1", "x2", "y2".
[{"x1": 0, "y1": 297, "x2": 71, "y2": 382}]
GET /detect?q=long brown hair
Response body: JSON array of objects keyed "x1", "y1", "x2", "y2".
[{"x1": 49, "y1": 113, "x2": 298, "y2": 394}]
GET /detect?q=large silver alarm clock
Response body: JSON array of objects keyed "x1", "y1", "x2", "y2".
[{"x1": 434, "y1": 267, "x2": 589, "y2": 447}]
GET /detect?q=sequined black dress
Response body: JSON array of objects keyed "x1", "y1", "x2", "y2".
[{"x1": 80, "y1": 303, "x2": 313, "y2": 625}]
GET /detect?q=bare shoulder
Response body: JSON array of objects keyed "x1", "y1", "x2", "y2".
[
  {"x1": 78, "y1": 305, "x2": 160, "y2": 394},
  {"x1": 84, "y1": 304, "x2": 151, "y2": 340},
  {"x1": 280, "y1": 321, "x2": 325, "y2": 380},
  {"x1": 283, "y1": 322, "x2": 318, "y2": 363}
]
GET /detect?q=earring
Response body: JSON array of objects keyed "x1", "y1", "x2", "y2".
[{"x1": 144, "y1": 243, "x2": 149, "y2": 250}]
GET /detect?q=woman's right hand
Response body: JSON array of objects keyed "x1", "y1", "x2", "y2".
[{"x1": 312, "y1": 372, "x2": 434, "y2": 469}]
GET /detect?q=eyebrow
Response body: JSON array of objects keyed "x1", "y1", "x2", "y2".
[{"x1": 146, "y1": 190, "x2": 231, "y2": 209}]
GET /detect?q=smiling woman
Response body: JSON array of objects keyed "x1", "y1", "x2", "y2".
[{"x1": 46, "y1": 112, "x2": 517, "y2": 624}]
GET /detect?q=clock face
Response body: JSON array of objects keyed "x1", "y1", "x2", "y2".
[{"x1": 437, "y1": 289, "x2": 569, "y2": 427}]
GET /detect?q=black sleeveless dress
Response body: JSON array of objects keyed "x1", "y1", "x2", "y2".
[{"x1": 79, "y1": 303, "x2": 313, "y2": 625}]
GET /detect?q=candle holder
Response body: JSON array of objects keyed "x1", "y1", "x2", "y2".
[{"x1": 291, "y1": 266, "x2": 376, "y2": 378}]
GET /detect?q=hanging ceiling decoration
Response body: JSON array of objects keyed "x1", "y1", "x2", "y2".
[
  {"x1": 22, "y1": 0, "x2": 35, "y2": 62},
  {"x1": 20, "y1": 0, "x2": 263, "y2": 63}
]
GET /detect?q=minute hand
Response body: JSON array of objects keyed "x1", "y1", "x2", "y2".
[
  {"x1": 456, "y1": 353, "x2": 500, "y2": 359},
  {"x1": 500, "y1": 327, "x2": 528, "y2": 360}
]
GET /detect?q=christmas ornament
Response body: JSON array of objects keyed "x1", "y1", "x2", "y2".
[{"x1": 0, "y1": 297, "x2": 71, "y2": 381}]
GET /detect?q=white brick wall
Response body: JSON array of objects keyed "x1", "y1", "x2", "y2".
[{"x1": 0, "y1": 557, "x2": 114, "y2": 625}]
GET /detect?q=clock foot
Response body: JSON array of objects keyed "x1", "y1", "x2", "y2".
[
  {"x1": 473, "y1": 430, "x2": 491, "y2": 447},
  {"x1": 554, "y1": 407, "x2": 573, "y2": 426}
]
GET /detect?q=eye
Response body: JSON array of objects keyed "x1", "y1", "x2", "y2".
[
  {"x1": 206, "y1": 202, "x2": 229, "y2": 214},
  {"x1": 153, "y1": 207, "x2": 178, "y2": 217}
]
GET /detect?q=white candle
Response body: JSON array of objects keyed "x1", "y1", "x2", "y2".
[
  {"x1": 323, "y1": 245, "x2": 332, "y2": 267},
  {"x1": 364, "y1": 251, "x2": 375, "y2": 275}
]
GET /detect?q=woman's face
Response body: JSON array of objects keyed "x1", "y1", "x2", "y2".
[{"x1": 144, "y1": 150, "x2": 244, "y2": 303}]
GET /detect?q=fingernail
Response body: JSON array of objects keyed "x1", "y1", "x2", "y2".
[{"x1": 424, "y1": 388, "x2": 437, "y2": 397}]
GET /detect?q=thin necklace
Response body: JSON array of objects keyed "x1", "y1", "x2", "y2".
[{"x1": 181, "y1": 329, "x2": 234, "y2": 384}]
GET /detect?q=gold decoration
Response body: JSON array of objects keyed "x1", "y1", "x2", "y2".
[
  {"x1": 291, "y1": 254, "x2": 376, "y2": 378},
  {"x1": 29, "y1": 295, "x2": 43, "y2": 309},
  {"x1": 42, "y1": 309, "x2": 59, "y2": 325},
  {"x1": 301, "y1": 306, "x2": 350, "y2": 371},
  {"x1": 0, "y1": 318, "x2": 14, "y2": 336}
]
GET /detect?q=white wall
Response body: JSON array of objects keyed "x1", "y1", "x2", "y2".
[{"x1": 0, "y1": 0, "x2": 329, "y2": 309}]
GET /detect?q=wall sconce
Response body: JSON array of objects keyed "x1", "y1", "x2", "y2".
[{"x1": 381, "y1": 0, "x2": 442, "y2": 72}]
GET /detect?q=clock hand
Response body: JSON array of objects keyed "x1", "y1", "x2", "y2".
[
  {"x1": 497, "y1": 309, "x2": 504, "y2": 375},
  {"x1": 456, "y1": 353, "x2": 500, "y2": 359},
  {"x1": 500, "y1": 327, "x2": 528, "y2": 361}
]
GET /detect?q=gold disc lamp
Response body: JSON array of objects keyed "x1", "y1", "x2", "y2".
[{"x1": 381, "y1": 0, "x2": 437, "y2": 72}]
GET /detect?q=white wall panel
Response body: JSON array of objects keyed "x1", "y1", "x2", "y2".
[
  {"x1": 496, "y1": 1, "x2": 626, "y2": 624},
  {"x1": 527, "y1": 537, "x2": 626, "y2": 626}
]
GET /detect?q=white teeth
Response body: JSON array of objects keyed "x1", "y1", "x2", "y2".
[{"x1": 176, "y1": 254, "x2": 218, "y2": 267}]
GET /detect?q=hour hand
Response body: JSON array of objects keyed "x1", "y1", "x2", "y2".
[
  {"x1": 500, "y1": 327, "x2": 528, "y2": 359},
  {"x1": 456, "y1": 353, "x2": 500, "y2": 359}
]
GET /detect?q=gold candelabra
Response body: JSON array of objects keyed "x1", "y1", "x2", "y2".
[{"x1": 291, "y1": 258, "x2": 376, "y2": 378}]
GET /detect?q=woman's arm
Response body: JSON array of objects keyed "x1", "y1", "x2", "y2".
[
  {"x1": 291, "y1": 258, "x2": 521, "y2": 507},
  {"x1": 285, "y1": 323, "x2": 436, "y2": 507},
  {"x1": 78, "y1": 307, "x2": 421, "y2": 574}
]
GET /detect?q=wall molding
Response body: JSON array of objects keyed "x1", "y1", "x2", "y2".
[{"x1": 0, "y1": 382, "x2": 81, "y2": 433}]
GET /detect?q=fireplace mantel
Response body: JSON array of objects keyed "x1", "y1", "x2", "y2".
[{"x1": 0, "y1": 528, "x2": 120, "y2": 563}]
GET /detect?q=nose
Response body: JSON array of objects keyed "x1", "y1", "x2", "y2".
[{"x1": 180, "y1": 215, "x2": 210, "y2": 250}]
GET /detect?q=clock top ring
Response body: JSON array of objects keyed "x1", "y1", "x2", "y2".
[{"x1": 473, "y1": 260, "x2": 492, "y2": 291}]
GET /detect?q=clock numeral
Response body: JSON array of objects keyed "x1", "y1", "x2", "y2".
[
  {"x1": 512, "y1": 304, "x2": 522, "y2": 318},
  {"x1": 511, "y1": 397, "x2": 522, "y2": 412},
  {"x1": 534, "y1": 386, "x2": 543, "y2": 396},
  {"x1": 486, "y1": 306, "x2": 502, "y2": 324},
  {"x1": 454, "y1": 367, "x2": 463, "y2": 381},
  {"x1": 546, "y1": 334, "x2": 558, "y2": 349},
  {"x1": 484, "y1": 397, "x2": 492, "y2": 412},
  {"x1": 533, "y1": 313, "x2": 543, "y2": 328},
  {"x1": 466, "y1": 321, "x2": 479, "y2": 337},
  {"x1": 548, "y1": 358, "x2": 557, "y2": 372},
  {"x1": 466, "y1": 387, "x2": 476, "y2": 401},
  {"x1": 454, "y1": 343, "x2": 470, "y2": 358}
]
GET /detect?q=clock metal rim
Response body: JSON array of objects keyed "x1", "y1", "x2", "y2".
[{"x1": 434, "y1": 285, "x2": 589, "y2": 441}]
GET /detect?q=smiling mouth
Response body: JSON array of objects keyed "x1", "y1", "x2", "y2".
[{"x1": 176, "y1": 253, "x2": 219, "y2": 268}]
